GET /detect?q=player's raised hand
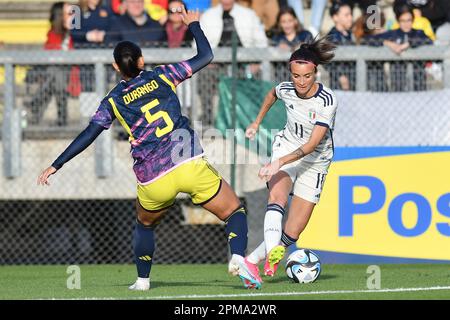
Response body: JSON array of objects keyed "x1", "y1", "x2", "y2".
[
  {"x1": 179, "y1": 5, "x2": 200, "y2": 26},
  {"x1": 37, "y1": 166, "x2": 57, "y2": 186},
  {"x1": 245, "y1": 122, "x2": 259, "y2": 140}
]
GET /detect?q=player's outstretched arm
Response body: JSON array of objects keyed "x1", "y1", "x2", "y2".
[
  {"x1": 180, "y1": 6, "x2": 213, "y2": 73},
  {"x1": 245, "y1": 88, "x2": 278, "y2": 140},
  {"x1": 37, "y1": 122, "x2": 105, "y2": 186}
]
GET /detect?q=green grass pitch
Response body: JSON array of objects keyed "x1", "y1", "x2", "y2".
[{"x1": 1, "y1": 264, "x2": 450, "y2": 300}]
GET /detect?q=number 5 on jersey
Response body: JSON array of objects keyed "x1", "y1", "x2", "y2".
[{"x1": 141, "y1": 99, "x2": 174, "y2": 138}]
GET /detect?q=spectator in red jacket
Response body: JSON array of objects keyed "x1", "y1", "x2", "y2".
[{"x1": 26, "y1": 2, "x2": 81, "y2": 126}]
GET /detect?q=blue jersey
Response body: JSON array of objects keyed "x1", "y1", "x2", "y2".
[
  {"x1": 91, "y1": 62, "x2": 203, "y2": 184},
  {"x1": 271, "y1": 30, "x2": 313, "y2": 48},
  {"x1": 327, "y1": 27, "x2": 354, "y2": 45}
]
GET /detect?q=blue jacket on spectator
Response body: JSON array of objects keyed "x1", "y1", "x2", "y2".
[
  {"x1": 106, "y1": 13, "x2": 167, "y2": 47},
  {"x1": 71, "y1": 5, "x2": 114, "y2": 48},
  {"x1": 327, "y1": 26, "x2": 354, "y2": 45},
  {"x1": 271, "y1": 30, "x2": 313, "y2": 48},
  {"x1": 367, "y1": 29, "x2": 433, "y2": 47}
]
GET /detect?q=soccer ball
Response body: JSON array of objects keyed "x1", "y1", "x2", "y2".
[{"x1": 285, "y1": 249, "x2": 321, "y2": 283}]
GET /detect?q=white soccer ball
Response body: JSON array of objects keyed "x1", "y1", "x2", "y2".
[{"x1": 285, "y1": 249, "x2": 321, "y2": 283}]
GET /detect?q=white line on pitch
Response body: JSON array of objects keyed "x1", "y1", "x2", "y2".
[{"x1": 50, "y1": 285, "x2": 450, "y2": 300}]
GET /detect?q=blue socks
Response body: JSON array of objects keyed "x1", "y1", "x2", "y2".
[
  {"x1": 225, "y1": 206, "x2": 248, "y2": 257},
  {"x1": 133, "y1": 220, "x2": 155, "y2": 278}
]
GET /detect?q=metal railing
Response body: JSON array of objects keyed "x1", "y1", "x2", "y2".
[{"x1": 1, "y1": 45, "x2": 450, "y2": 178}]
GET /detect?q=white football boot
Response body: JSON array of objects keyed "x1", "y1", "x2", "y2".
[
  {"x1": 228, "y1": 254, "x2": 262, "y2": 289},
  {"x1": 128, "y1": 277, "x2": 150, "y2": 291}
]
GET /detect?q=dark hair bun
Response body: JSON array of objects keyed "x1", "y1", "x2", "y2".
[{"x1": 113, "y1": 41, "x2": 143, "y2": 78}]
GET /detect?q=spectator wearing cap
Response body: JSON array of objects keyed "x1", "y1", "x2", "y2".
[
  {"x1": 370, "y1": 4, "x2": 433, "y2": 91},
  {"x1": 326, "y1": 1, "x2": 355, "y2": 91},
  {"x1": 106, "y1": 0, "x2": 167, "y2": 47}
]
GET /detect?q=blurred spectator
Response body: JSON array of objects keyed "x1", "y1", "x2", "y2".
[
  {"x1": 165, "y1": 0, "x2": 193, "y2": 47},
  {"x1": 106, "y1": 0, "x2": 167, "y2": 46},
  {"x1": 353, "y1": 11, "x2": 386, "y2": 44},
  {"x1": 111, "y1": 0, "x2": 168, "y2": 20},
  {"x1": 110, "y1": 0, "x2": 126, "y2": 14},
  {"x1": 199, "y1": 0, "x2": 267, "y2": 123},
  {"x1": 340, "y1": 0, "x2": 378, "y2": 14},
  {"x1": 26, "y1": 2, "x2": 80, "y2": 126},
  {"x1": 284, "y1": 0, "x2": 327, "y2": 37},
  {"x1": 201, "y1": 0, "x2": 269, "y2": 47},
  {"x1": 71, "y1": 0, "x2": 113, "y2": 92},
  {"x1": 376, "y1": 5, "x2": 432, "y2": 53},
  {"x1": 211, "y1": 0, "x2": 279, "y2": 32},
  {"x1": 353, "y1": 12, "x2": 387, "y2": 91},
  {"x1": 271, "y1": 6, "x2": 313, "y2": 50},
  {"x1": 412, "y1": 0, "x2": 450, "y2": 35},
  {"x1": 250, "y1": 0, "x2": 280, "y2": 32},
  {"x1": 71, "y1": 0, "x2": 113, "y2": 48},
  {"x1": 327, "y1": 1, "x2": 355, "y2": 90},
  {"x1": 184, "y1": 0, "x2": 211, "y2": 12},
  {"x1": 145, "y1": 0, "x2": 169, "y2": 22},
  {"x1": 391, "y1": 0, "x2": 435, "y2": 40},
  {"x1": 402, "y1": 0, "x2": 450, "y2": 45},
  {"x1": 328, "y1": 1, "x2": 355, "y2": 44},
  {"x1": 370, "y1": 4, "x2": 433, "y2": 91}
]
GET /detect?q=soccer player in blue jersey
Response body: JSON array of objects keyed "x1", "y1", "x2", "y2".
[{"x1": 37, "y1": 7, "x2": 261, "y2": 290}]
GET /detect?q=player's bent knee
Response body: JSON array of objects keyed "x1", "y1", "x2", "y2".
[
  {"x1": 137, "y1": 211, "x2": 164, "y2": 227},
  {"x1": 136, "y1": 206, "x2": 166, "y2": 227}
]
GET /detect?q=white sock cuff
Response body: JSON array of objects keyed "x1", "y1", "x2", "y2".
[{"x1": 266, "y1": 203, "x2": 285, "y2": 216}]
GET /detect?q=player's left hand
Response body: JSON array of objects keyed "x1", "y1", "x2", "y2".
[
  {"x1": 37, "y1": 166, "x2": 57, "y2": 186},
  {"x1": 258, "y1": 160, "x2": 281, "y2": 182}
]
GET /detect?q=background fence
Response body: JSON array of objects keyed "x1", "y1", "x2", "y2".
[{"x1": 1, "y1": 44, "x2": 449, "y2": 265}]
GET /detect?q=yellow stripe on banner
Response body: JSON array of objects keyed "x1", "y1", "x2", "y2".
[
  {"x1": 159, "y1": 74, "x2": 176, "y2": 93},
  {"x1": 108, "y1": 97, "x2": 135, "y2": 141}
]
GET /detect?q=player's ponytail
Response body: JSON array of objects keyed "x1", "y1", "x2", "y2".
[
  {"x1": 289, "y1": 36, "x2": 336, "y2": 69},
  {"x1": 113, "y1": 41, "x2": 143, "y2": 79}
]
